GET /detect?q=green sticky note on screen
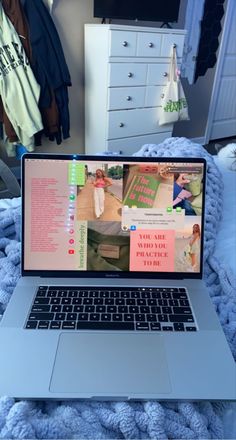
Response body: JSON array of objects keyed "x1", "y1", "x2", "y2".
[
  {"x1": 68, "y1": 163, "x2": 85, "y2": 186},
  {"x1": 123, "y1": 175, "x2": 160, "y2": 208}
]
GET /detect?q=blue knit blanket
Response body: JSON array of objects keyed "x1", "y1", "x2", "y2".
[{"x1": 0, "y1": 138, "x2": 235, "y2": 439}]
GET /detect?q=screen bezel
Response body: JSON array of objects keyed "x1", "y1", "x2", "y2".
[
  {"x1": 21, "y1": 153, "x2": 206, "y2": 279},
  {"x1": 93, "y1": 0, "x2": 181, "y2": 23}
]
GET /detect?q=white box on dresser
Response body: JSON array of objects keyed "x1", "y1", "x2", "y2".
[{"x1": 84, "y1": 24, "x2": 186, "y2": 155}]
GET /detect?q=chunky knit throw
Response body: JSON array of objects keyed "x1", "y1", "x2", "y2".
[{"x1": 0, "y1": 138, "x2": 235, "y2": 439}]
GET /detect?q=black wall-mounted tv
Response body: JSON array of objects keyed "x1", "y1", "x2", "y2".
[{"x1": 94, "y1": 0, "x2": 181, "y2": 24}]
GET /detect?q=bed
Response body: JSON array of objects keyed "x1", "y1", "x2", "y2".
[{"x1": 0, "y1": 138, "x2": 235, "y2": 439}]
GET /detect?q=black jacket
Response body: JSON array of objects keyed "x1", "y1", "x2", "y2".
[{"x1": 23, "y1": 0, "x2": 71, "y2": 139}]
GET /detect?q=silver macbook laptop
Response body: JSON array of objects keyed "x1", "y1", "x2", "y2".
[{"x1": 0, "y1": 153, "x2": 235, "y2": 400}]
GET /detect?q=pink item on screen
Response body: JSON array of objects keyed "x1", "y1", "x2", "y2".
[{"x1": 130, "y1": 229, "x2": 175, "y2": 272}]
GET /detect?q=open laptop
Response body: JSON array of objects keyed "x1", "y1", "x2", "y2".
[{"x1": 0, "y1": 153, "x2": 235, "y2": 400}]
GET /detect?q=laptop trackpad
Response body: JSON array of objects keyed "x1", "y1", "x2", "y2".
[{"x1": 50, "y1": 333, "x2": 171, "y2": 396}]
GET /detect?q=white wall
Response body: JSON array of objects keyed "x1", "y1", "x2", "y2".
[{"x1": 0, "y1": 0, "x2": 224, "y2": 169}]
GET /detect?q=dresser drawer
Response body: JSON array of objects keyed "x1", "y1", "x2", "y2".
[
  {"x1": 108, "y1": 87, "x2": 146, "y2": 110},
  {"x1": 147, "y1": 63, "x2": 170, "y2": 85},
  {"x1": 161, "y1": 34, "x2": 185, "y2": 57},
  {"x1": 137, "y1": 32, "x2": 162, "y2": 57},
  {"x1": 145, "y1": 86, "x2": 166, "y2": 107},
  {"x1": 107, "y1": 132, "x2": 172, "y2": 155},
  {"x1": 109, "y1": 63, "x2": 147, "y2": 87},
  {"x1": 107, "y1": 108, "x2": 172, "y2": 139},
  {"x1": 109, "y1": 30, "x2": 137, "y2": 57}
]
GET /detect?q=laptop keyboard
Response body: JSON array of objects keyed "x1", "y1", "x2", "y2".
[{"x1": 25, "y1": 286, "x2": 197, "y2": 332}]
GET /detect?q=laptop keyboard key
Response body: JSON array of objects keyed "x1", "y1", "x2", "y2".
[
  {"x1": 101, "y1": 314, "x2": 111, "y2": 321},
  {"x1": 96, "y1": 306, "x2": 106, "y2": 313},
  {"x1": 62, "y1": 321, "x2": 76, "y2": 329},
  {"x1": 186, "y1": 326, "x2": 197, "y2": 331},
  {"x1": 50, "y1": 321, "x2": 61, "y2": 329},
  {"x1": 47, "y1": 291, "x2": 57, "y2": 297},
  {"x1": 55, "y1": 313, "x2": 66, "y2": 321},
  {"x1": 151, "y1": 306, "x2": 161, "y2": 314},
  {"x1": 107, "y1": 306, "x2": 117, "y2": 313},
  {"x1": 135, "y1": 313, "x2": 145, "y2": 322},
  {"x1": 34, "y1": 298, "x2": 50, "y2": 305},
  {"x1": 150, "y1": 323, "x2": 161, "y2": 331},
  {"x1": 158, "y1": 299, "x2": 168, "y2": 306},
  {"x1": 120, "y1": 292, "x2": 130, "y2": 298},
  {"x1": 146, "y1": 314, "x2": 157, "y2": 322},
  {"x1": 173, "y1": 323, "x2": 185, "y2": 331},
  {"x1": 89, "y1": 291, "x2": 99, "y2": 298},
  {"x1": 94, "y1": 298, "x2": 103, "y2": 305},
  {"x1": 67, "y1": 313, "x2": 77, "y2": 320},
  {"x1": 179, "y1": 299, "x2": 190, "y2": 307},
  {"x1": 90, "y1": 313, "x2": 100, "y2": 321},
  {"x1": 118, "y1": 306, "x2": 128, "y2": 313},
  {"x1": 67, "y1": 291, "x2": 79, "y2": 298},
  {"x1": 168, "y1": 299, "x2": 179, "y2": 307},
  {"x1": 51, "y1": 305, "x2": 62, "y2": 312},
  {"x1": 38, "y1": 321, "x2": 49, "y2": 329},
  {"x1": 137, "y1": 299, "x2": 146, "y2": 306},
  {"x1": 36, "y1": 290, "x2": 47, "y2": 297},
  {"x1": 50, "y1": 298, "x2": 60, "y2": 305},
  {"x1": 140, "y1": 306, "x2": 149, "y2": 314},
  {"x1": 85, "y1": 305, "x2": 95, "y2": 313},
  {"x1": 62, "y1": 305, "x2": 73, "y2": 313},
  {"x1": 105, "y1": 298, "x2": 114, "y2": 305},
  {"x1": 173, "y1": 307, "x2": 192, "y2": 314},
  {"x1": 31, "y1": 305, "x2": 50, "y2": 313},
  {"x1": 172, "y1": 292, "x2": 187, "y2": 299},
  {"x1": 73, "y1": 305, "x2": 84, "y2": 313},
  {"x1": 162, "y1": 326, "x2": 173, "y2": 331},
  {"x1": 29, "y1": 312, "x2": 54, "y2": 321},
  {"x1": 158, "y1": 314, "x2": 168, "y2": 322},
  {"x1": 136, "y1": 322, "x2": 149, "y2": 331},
  {"x1": 72, "y1": 298, "x2": 82, "y2": 305},
  {"x1": 83, "y1": 298, "x2": 92, "y2": 305},
  {"x1": 58, "y1": 291, "x2": 68, "y2": 298},
  {"x1": 26, "y1": 321, "x2": 38, "y2": 329},
  {"x1": 129, "y1": 306, "x2": 139, "y2": 314},
  {"x1": 124, "y1": 314, "x2": 134, "y2": 321},
  {"x1": 112, "y1": 314, "x2": 123, "y2": 321},
  {"x1": 141, "y1": 291, "x2": 150, "y2": 299},
  {"x1": 61, "y1": 298, "x2": 72, "y2": 305},
  {"x1": 162, "y1": 306, "x2": 172, "y2": 314},
  {"x1": 77, "y1": 322, "x2": 134, "y2": 331},
  {"x1": 161, "y1": 292, "x2": 172, "y2": 299},
  {"x1": 78, "y1": 313, "x2": 89, "y2": 321},
  {"x1": 131, "y1": 291, "x2": 140, "y2": 298},
  {"x1": 169, "y1": 315, "x2": 194, "y2": 323}
]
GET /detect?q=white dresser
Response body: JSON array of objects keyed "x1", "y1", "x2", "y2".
[{"x1": 84, "y1": 24, "x2": 186, "y2": 155}]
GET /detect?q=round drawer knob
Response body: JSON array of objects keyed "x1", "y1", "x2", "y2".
[
  {"x1": 163, "y1": 72, "x2": 168, "y2": 77},
  {"x1": 119, "y1": 122, "x2": 124, "y2": 127},
  {"x1": 149, "y1": 42, "x2": 153, "y2": 47},
  {"x1": 122, "y1": 41, "x2": 128, "y2": 47},
  {"x1": 126, "y1": 96, "x2": 132, "y2": 101},
  {"x1": 128, "y1": 72, "x2": 133, "y2": 78}
]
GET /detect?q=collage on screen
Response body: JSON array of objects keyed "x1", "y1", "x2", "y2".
[{"x1": 70, "y1": 161, "x2": 204, "y2": 273}]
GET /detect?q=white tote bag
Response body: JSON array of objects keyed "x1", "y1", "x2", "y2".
[{"x1": 159, "y1": 47, "x2": 189, "y2": 125}]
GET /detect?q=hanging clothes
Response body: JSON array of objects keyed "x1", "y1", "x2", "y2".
[
  {"x1": 0, "y1": 0, "x2": 32, "y2": 144},
  {"x1": 1, "y1": 0, "x2": 61, "y2": 147},
  {"x1": 23, "y1": 0, "x2": 72, "y2": 141},
  {"x1": 0, "y1": 4, "x2": 43, "y2": 150}
]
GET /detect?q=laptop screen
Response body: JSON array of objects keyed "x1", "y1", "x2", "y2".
[{"x1": 22, "y1": 154, "x2": 206, "y2": 278}]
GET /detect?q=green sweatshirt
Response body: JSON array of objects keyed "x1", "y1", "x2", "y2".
[{"x1": 0, "y1": 5, "x2": 43, "y2": 149}]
